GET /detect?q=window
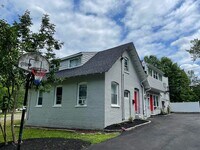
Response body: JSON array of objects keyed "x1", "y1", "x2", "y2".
[
  {"x1": 124, "y1": 57, "x2": 129, "y2": 72},
  {"x1": 159, "y1": 74, "x2": 162, "y2": 81},
  {"x1": 55, "y1": 86, "x2": 62, "y2": 106},
  {"x1": 153, "y1": 95, "x2": 159, "y2": 109},
  {"x1": 77, "y1": 83, "x2": 87, "y2": 106},
  {"x1": 69, "y1": 57, "x2": 81, "y2": 68},
  {"x1": 148, "y1": 68, "x2": 152, "y2": 76},
  {"x1": 124, "y1": 90, "x2": 129, "y2": 98},
  {"x1": 153, "y1": 71, "x2": 158, "y2": 79},
  {"x1": 36, "y1": 90, "x2": 43, "y2": 106},
  {"x1": 111, "y1": 82, "x2": 119, "y2": 106}
]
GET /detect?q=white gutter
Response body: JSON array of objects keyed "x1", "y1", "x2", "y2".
[{"x1": 140, "y1": 75, "x2": 151, "y2": 118}]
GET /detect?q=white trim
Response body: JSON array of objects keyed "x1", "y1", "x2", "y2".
[
  {"x1": 54, "y1": 85, "x2": 63, "y2": 106},
  {"x1": 76, "y1": 82, "x2": 87, "y2": 107},
  {"x1": 36, "y1": 90, "x2": 43, "y2": 107},
  {"x1": 68, "y1": 57, "x2": 82, "y2": 69},
  {"x1": 111, "y1": 81, "x2": 119, "y2": 106},
  {"x1": 111, "y1": 104, "x2": 120, "y2": 108},
  {"x1": 124, "y1": 57, "x2": 129, "y2": 72},
  {"x1": 75, "y1": 105, "x2": 87, "y2": 108}
]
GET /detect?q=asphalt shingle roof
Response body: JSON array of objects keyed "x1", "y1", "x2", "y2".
[{"x1": 56, "y1": 42, "x2": 133, "y2": 78}]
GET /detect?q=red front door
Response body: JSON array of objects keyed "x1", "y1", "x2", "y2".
[
  {"x1": 134, "y1": 91, "x2": 137, "y2": 112},
  {"x1": 150, "y1": 95, "x2": 153, "y2": 112},
  {"x1": 134, "y1": 90, "x2": 139, "y2": 114}
]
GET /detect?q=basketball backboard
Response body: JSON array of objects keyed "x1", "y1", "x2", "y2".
[{"x1": 18, "y1": 52, "x2": 49, "y2": 72}]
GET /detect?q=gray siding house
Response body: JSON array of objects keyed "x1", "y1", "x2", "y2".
[
  {"x1": 142, "y1": 61, "x2": 170, "y2": 117},
  {"x1": 26, "y1": 42, "x2": 168, "y2": 130}
]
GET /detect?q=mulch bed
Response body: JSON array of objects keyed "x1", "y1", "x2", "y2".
[
  {"x1": 0, "y1": 138, "x2": 91, "y2": 150},
  {"x1": 104, "y1": 119, "x2": 148, "y2": 131}
]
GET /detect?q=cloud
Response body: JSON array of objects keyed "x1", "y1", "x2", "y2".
[{"x1": 0, "y1": 0, "x2": 200, "y2": 76}]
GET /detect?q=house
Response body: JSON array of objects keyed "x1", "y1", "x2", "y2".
[
  {"x1": 26, "y1": 42, "x2": 169, "y2": 130},
  {"x1": 142, "y1": 61, "x2": 170, "y2": 116}
]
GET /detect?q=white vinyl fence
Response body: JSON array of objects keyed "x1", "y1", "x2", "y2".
[{"x1": 170, "y1": 102, "x2": 200, "y2": 112}]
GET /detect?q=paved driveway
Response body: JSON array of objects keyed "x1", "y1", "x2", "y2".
[{"x1": 88, "y1": 114, "x2": 200, "y2": 150}]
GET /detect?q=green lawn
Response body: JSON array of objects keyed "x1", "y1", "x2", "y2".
[{"x1": 0, "y1": 121, "x2": 119, "y2": 144}]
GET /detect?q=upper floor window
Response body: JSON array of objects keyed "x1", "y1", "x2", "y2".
[
  {"x1": 36, "y1": 90, "x2": 43, "y2": 106},
  {"x1": 148, "y1": 68, "x2": 152, "y2": 76},
  {"x1": 77, "y1": 82, "x2": 87, "y2": 106},
  {"x1": 153, "y1": 71, "x2": 158, "y2": 79},
  {"x1": 55, "y1": 86, "x2": 62, "y2": 106},
  {"x1": 159, "y1": 74, "x2": 162, "y2": 81},
  {"x1": 69, "y1": 57, "x2": 81, "y2": 68},
  {"x1": 124, "y1": 57, "x2": 129, "y2": 72},
  {"x1": 111, "y1": 82, "x2": 119, "y2": 106}
]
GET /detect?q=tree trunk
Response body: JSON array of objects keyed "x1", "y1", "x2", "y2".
[
  {"x1": 3, "y1": 109, "x2": 8, "y2": 145},
  {"x1": 11, "y1": 86, "x2": 19, "y2": 143},
  {"x1": 0, "y1": 120, "x2": 6, "y2": 143}
]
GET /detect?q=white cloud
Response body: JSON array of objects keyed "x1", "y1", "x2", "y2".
[{"x1": 1, "y1": 0, "x2": 200, "y2": 76}]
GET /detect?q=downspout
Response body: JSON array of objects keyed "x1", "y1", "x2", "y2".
[{"x1": 121, "y1": 56, "x2": 125, "y2": 121}]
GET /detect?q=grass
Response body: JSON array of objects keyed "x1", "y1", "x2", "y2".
[{"x1": 0, "y1": 120, "x2": 119, "y2": 144}]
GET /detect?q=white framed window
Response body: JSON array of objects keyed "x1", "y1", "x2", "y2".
[
  {"x1": 77, "y1": 82, "x2": 87, "y2": 106},
  {"x1": 148, "y1": 68, "x2": 153, "y2": 76},
  {"x1": 124, "y1": 90, "x2": 129, "y2": 98},
  {"x1": 69, "y1": 57, "x2": 81, "y2": 68},
  {"x1": 153, "y1": 95, "x2": 159, "y2": 109},
  {"x1": 111, "y1": 82, "x2": 119, "y2": 107},
  {"x1": 54, "y1": 86, "x2": 62, "y2": 106},
  {"x1": 36, "y1": 90, "x2": 43, "y2": 107},
  {"x1": 153, "y1": 71, "x2": 158, "y2": 79},
  {"x1": 159, "y1": 74, "x2": 162, "y2": 81},
  {"x1": 124, "y1": 57, "x2": 129, "y2": 72}
]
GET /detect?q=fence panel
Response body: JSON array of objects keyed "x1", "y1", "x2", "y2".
[{"x1": 170, "y1": 102, "x2": 200, "y2": 112}]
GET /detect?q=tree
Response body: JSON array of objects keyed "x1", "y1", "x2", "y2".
[
  {"x1": 144, "y1": 55, "x2": 197, "y2": 102},
  {"x1": 187, "y1": 39, "x2": 200, "y2": 61},
  {"x1": 0, "y1": 11, "x2": 63, "y2": 144}
]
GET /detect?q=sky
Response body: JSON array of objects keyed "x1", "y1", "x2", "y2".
[{"x1": 0, "y1": 0, "x2": 200, "y2": 78}]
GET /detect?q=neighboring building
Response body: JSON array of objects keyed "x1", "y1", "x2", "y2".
[
  {"x1": 26, "y1": 42, "x2": 169, "y2": 130},
  {"x1": 142, "y1": 62, "x2": 170, "y2": 117}
]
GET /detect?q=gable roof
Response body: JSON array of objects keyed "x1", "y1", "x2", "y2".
[{"x1": 56, "y1": 42, "x2": 150, "y2": 89}]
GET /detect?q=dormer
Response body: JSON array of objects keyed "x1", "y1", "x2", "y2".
[
  {"x1": 142, "y1": 61, "x2": 164, "y2": 81},
  {"x1": 59, "y1": 52, "x2": 97, "y2": 70}
]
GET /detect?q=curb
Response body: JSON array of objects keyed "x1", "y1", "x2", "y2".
[
  {"x1": 125, "y1": 120, "x2": 151, "y2": 131},
  {"x1": 104, "y1": 120, "x2": 151, "y2": 132}
]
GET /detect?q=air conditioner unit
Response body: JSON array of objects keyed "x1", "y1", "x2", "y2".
[{"x1": 79, "y1": 99, "x2": 85, "y2": 105}]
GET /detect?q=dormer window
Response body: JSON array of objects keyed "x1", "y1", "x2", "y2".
[
  {"x1": 69, "y1": 57, "x2": 81, "y2": 68},
  {"x1": 124, "y1": 57, "x2": 129, "y2": 72}
]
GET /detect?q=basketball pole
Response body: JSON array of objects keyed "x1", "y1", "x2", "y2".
[{"x1": 17, "y1": 72, "x2": 32, "y2": 150}]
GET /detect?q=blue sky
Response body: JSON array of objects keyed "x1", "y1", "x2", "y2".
[{"x1": 0, "y1": 0, "x2": 200, "y2": 77}]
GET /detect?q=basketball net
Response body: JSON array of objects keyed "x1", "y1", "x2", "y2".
[{"x1": 31, "y1": 68, "x2": 47, "y2": 85}]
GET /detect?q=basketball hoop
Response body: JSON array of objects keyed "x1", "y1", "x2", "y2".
[
  {"x1": 17, "y1": 52, "x2": 49, "y2": 150},
  {"x1": 18, "y1": 52, "x2": 49, "y2": 86},
  {"x1": 31, "y1": 68, "x2": 47, "y2": 85}
]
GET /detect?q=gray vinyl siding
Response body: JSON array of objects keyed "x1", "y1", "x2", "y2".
[
  {"x1": 26, "y1": 74, "x2": 105, "y2": 130},
  {"x1": 104, "y1": 51, "x2": 143, "y2": 127},
  {"x1": 81, "y1": 52, "x2": 97, "y2": 64},
  {"x1": 59, "y1": 52, "x2": 96, "y2": 70}
]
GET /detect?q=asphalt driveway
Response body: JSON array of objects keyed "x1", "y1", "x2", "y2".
[{"x1": 88, "y1": 113, "x2": 200, "y2": 150}]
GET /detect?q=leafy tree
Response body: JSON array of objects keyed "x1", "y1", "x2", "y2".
[
  {"x1": 144, "y1": 55, "x2": 161, "y2": 69},
  {"x1": 187, "y1": 39, "x2": 200, "y2": 61},
  {"x1": 0, "y1": 11, "x2": 63, "y2": 144},
  {"x1": 144, "y1": 56, "x2": 197, "y2": 102}
]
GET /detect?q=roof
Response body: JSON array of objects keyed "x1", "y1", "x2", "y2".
[
  {"x1": 56, "y1": 42, "x2": 150, "y2": 89},
  {"x1": 146, "y1": 63, "x2": 164, "y2": 75},
  {"x1": 56, "y1": 43, "x2": 132, "y2": 78}
]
